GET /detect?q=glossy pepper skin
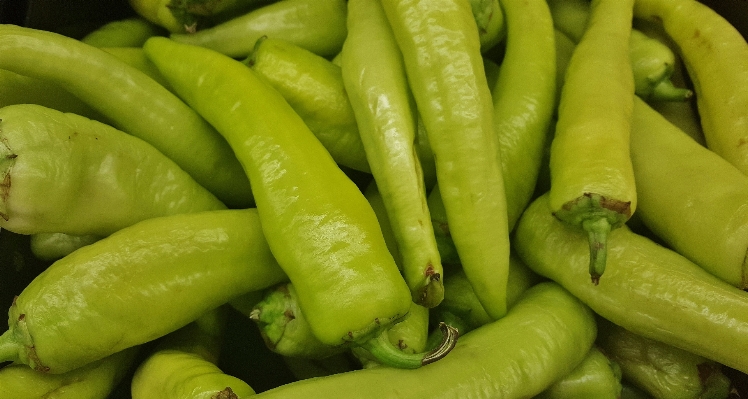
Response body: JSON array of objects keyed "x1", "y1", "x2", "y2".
[
  {"x1": 341, "y1": 0, "x2": 443, "y2": 308},
  {"x1": 144, "y1": 37, "x2": 412, "y2": 349},
  {"x1": 597, "y1": 318, "x2": 732, "y2": 399},
  {"x1": 633, "y1": 0, "x2": 748, "y2": 176},
  {"x1": 0, "y1": 25, "x2": 252, "y2": 208},
  {"x1": 253, "y1": 282, "x2": 596, "y2": 399},
  {"x1": 549, "y1": 0, "x2": 637, "y2": 284},
  {"x1": 630, "y1": 97, "x2": 748, "y2": 289},
  {"x1": 0, "y1": 104, "x2": 225, "y2": 236},
  {"x1": 493, "y1": 0, "x2": 557, "y2": 231},
  {"x1": 0, "y1": 209, "x2": 287, "y2": 374},
  {"x1": 381, "y1": 0, "x2": 511, "y2": 320},
  {"x1": 548, "y1": 0, "x2": 692, "y2": 102},
  {"x1": 81, "y1": 17, "x2": 163, "y2": 47},
  {"x1": 0, "y1": 346, "x2": 140, "y2": 399},
  {"x1": 170, "y1": 0, "x2": 348, "y2": 59},
  {"x1": 536, "y1": 347, "x2": 622, "y2": 399},
  {"x1": 29, "y1": 233, "x2": 101, "y2": 262},
  {"x1": 246, "y1": 38, "x2": 370, "y2": 174},
  {"x1": 514, "y1": 193, "x2": 748, "y2": 375}
]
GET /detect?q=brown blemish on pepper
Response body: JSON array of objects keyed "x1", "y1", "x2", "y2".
[
  {"x1": 397, "y1": 339, "x2": 407, "y2": 350},
  {"x1": 26, "y1": 345, "x2": 49, "y2": 373},
  {"x1": 212, "y1": 387, "x2": 239, "y2": 399},
  {"x1": 18, "y1": 313, "x2": 24, "y2": 321},
  {"x1": 283, "y1": 309, "x2": 295, "y2": 321}
]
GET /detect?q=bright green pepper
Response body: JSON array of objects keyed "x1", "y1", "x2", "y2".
[
  {"x1": 341, "y1": 0, "x2": 443, "y2": 308},
  {"x1": 0, "y1": 104, "x2": 225, "y2": 236},
  {"x1": 100, "y1": 47, "x2": 174, "y2": 92},
  {"x1": 29, "y1": 233, "x2": 101, "y2": 262},
  {"x1": 630, "y1": 97, "x2": 748, "y2": 289},
  {"x1": 131, "y1": 308, "x2": 256, "y2": 399},
  {"x1": 597, "y1": 318, "x2": 732, "y2": 399},
  {"x1": 381, "y1": 0, "x2": 511, "y2": 320},
  {"x1": 470, "y1": 0, "x2": 505, "y2": 52},
  {"x1": 80, "y1": 17, "x2": 163, "y2": 47},
  {"x1": 633, "y1": 0, "x2": 748, "y2": 176},
  {"x1": 549, "y1": 0, "x2": 637, "y2": 284},
  {"x1": 129, "y1": 0, "x2": 273, "y2": 32},
  {"x1": 514, "y1": 193, "x2": 748, "y2": 374},
  {"x1": 0, "y1": 25, "x2": 252, "y2": 208},
  {"x1": 252, "y1": 282, "x2": 596, "y2": 398},
  {"x1": 0, "y1": 346, "x2": 139, "y2": 399},
  {"x1": 0, "y1": 209, "x2": 287, "y2": 373},
  {"x1": 548, "y1": 0, "x2": 692, "y2": 102},
  {"x1": 363, "y1": 182, "x2": 404, "y2": 269},
  {"x1": 493, "y1": 0, "x2": 557, "y2": 231},
  {"x1": 535, "y1": 347, "x2": 623, "y2": 399},
  {"x1": 169, "y1": 0, "x2": 348, "y2": 58},
  {"x1": 246, "y1": 37, "x2": 370, "y2": 174},
  {"x1": 144, "y1": 38, "x2": 419, "y2": 365}
]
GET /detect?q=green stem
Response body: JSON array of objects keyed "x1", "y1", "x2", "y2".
[
  {"x1": 0, "y1": 329, "x2": 20, "y2": 364},
  {"x1": 649, "y1": 79, "x2": 693, "y2": 102},
  {"x1": 582, "y1": 217, "x2": 611, "y2": 285},
  {"x1": 360, "y1": 322, "x2": 458, "y2": 369},
  {"x1": 426, "y1": 312, "x2": 470, "y2": 351}
]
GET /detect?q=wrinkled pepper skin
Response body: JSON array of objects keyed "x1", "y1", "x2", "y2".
[
  {"x1": 597, "y1": 319, "x2": 732, "y2": 399},
  {"x1": 381, "y1": 0, "x2": 511, "y2": 320},
  {"x1": 549, "y1": 0, "x2": 637, "y2": 283},
  {"x1": 170, "y1": 0, "x2": 348, "y2": 58},
  {"x1": 536, "y1": 347, "x2": 622, "y2": 399},
  {"x1": 342, "y1": 0, "x2": 443, "y2": 308},
  {"x1": 514, "y1": 194, "x2": 748, "y2": 374},
  {"x1": 634, "y1": 0, "x2": 748, "y2": 176},
  {"x1": 0, "y1": 104, "x2": 225, "y2": 237},
  {"x1": 247, "y1": 38, "x2": 370, "y2": 174},
  {"x1": 254, "y1": 282, "x2": 596, "y2": 399},
  {"x1": 0, "y1": 209, "x2": 287, "y2": 374},
  {"x1": 144, "y1": 37, "x2": 412, "y2": 348},
  {"x1": 0, "y1": 25, "x2": 252, "y2": 208},
  {"x1": 0, "y1": 346, "x2": 139, "y2": 399},
  {"x1": 630, "y1": 97, "x2": 748, "y2": 288}
]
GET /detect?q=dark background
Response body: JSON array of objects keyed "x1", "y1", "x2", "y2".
[{"x1": 0, "y1": 0, "x2": 746, "y2": 397}]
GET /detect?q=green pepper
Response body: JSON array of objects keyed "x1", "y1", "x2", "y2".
[
  {"x1": 341, "y1": 0, "x2": 443, "y2": 308},
  {"x1": 549, "y1": 0, "x2": 637, "y2": 284},
  {"x1": 0, "y1": 104, "x2": 225, "y2": 236},
  {"x1": 0, "y1": 209, "x2": 287, "y2": 373},
  {"x1": 381, "y1": 0, "x2": 511, "y2": 320},
  {"x1": 633, "y1": 0, "x2": 748, "y2": 176},
  {"x1": 0, "y1": 346, "x2": 139, "y2": 399},
  {"x1": 29, "y1": 233, "x2": 101, "y2": 262},
  {"x1": 131, "y1": 308, "x2": 256, "y2": 399},
  {"x1": 144, "y1": 38, "x2": 435, "y2": 369},
  {"x1": 100, "y1": 47, "x2": 174, "y2": 92},
  {"x1": 514, "y1": 193, "x2": 748, "y2": 374},
  {"x1": 81, "y1": 17, "x2": 163, "y2": 47},
  {"x1": 169, "y1": 0, "x2": 348, "y2": 59},
  {"x1": 630, "y1": 97, "x2": 748, "y2": 289},
  {"x1": 536, "y1": 347, "x2": 623, "y2": 399},
  {"x1": 425, "y1": 185, "x2": 462, "y2": 268},
  {"x1": 597, "y1": 318, "x2": 732, "y2": 399},
  {"x1": 129, "y1": 0, "x2": 273, "y2": 32},
  {"x1": 470, "y1": 0, "x2": 506, "y2": 52},
  {"x1": 493, "y1": 0, "x2": 557, "y2": 231},
  {"x1": 251, "y1": 282, "x2": 596, "y2": 398},
  {"x1": 246, "y1": 37, "x2": 370, "y2": 174},
  {"x1": 363, "y1": 182, "x2": 403, "y2": 269},
  {"x1": 0, "y1": 25, "x2": 252, "y2": 208}
]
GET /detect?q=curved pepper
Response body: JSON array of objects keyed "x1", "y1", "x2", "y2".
[
  {"x1": 0, "y1": 25, "x2": 252, "y2": 207},
  {"x1": 0, "y1": 104, "x2": 225, "y2": 236},
  {"x1": 548, "y1": 0, "x2": 692, "y2": 102},
  {"x1": 252, "y1": 282, "x2": 596, "y2": 398},
  {"x1": 597, "y1": 318, "x2": 732, "y2": 399},
  {"x1": 630, "y1": 97, "x2": 748, "y2": 289},
  {"x1": 633, "y1": 0, "x2": 748, "y2": 177},
  {"x1": 549, "y1": 0, "x2": 637, "y2": 284},
  {"x1": 0, "y1": 209, "x2": 287, "y2": 373},
  {"x1": 81, "y1": 17, "x2": 163, "y2": 47},
  {"x1": 514, "y1": 193, "x2": 748, "y2": 374},
  {"x1": 170, "y1": 0, "x2": 347, "y2": 58},
  {"x1": 342, "y1": 0, "x2": 443, "y2": 308},
  {"x1": 144, "y1": 38, "x2": 426, "y2": 367},
  {"x1": 381, "y1": 0, "x2": 511, "y2": 320}
]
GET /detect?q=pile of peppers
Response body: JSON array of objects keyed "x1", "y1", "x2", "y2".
[{"x1": 0, "y1": 0, "x2": 748, "y2": 397}]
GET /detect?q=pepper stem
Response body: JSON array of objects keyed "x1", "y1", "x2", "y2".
[
  {"x1": 582, "y1": 217, "x2": 611, "y2": 285},
  {"x1": 360, "y1": 322, "x2": 458, "y2": 369},
  {"x1": 649, "y1": 79, "x2": 693, "y2": 102},
  {"x1": 0, "y1": 329, "x2": 20, "y2": 364}
]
